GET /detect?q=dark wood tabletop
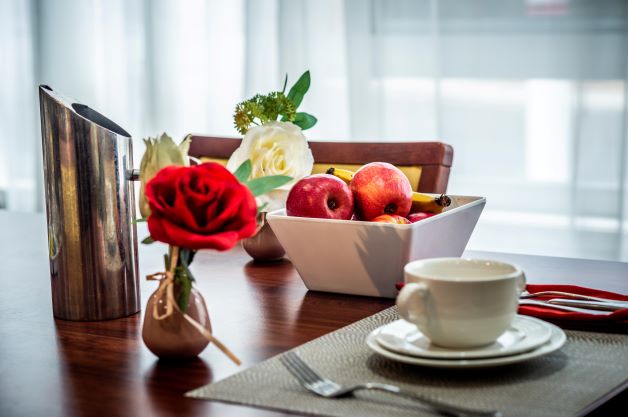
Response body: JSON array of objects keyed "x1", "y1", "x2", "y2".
[{"x1": 0, "y1": 211, "x2": 626, "y2": 417}]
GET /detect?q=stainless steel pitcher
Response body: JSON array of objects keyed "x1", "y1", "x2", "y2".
[{"x1": 39, "y1": 85, "x2": 140, "y2": 321}]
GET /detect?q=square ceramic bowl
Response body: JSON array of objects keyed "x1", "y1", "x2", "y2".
[{"x1": 266, "y1": 195, "x2": 486, "y2": 298}]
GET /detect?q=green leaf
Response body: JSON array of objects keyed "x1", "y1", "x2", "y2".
[
  {"x1": 286, "y1": 70, "x2": 310, "y2": 110},
  {"x1": 175, "y1": 249, "x2": 197, "y2": 313},
  {"x1": 175, "y1": 268, "x2": 193, "y2": 313},
  {"x1": 233, "y1": 159, "x2": 252, "y2": 182},
  {"x1": 132, "y1": 218, "x2": 147, "y2": 224},
  {"x1": 245, "y1": 175, "x2": 292, "y2": 197},
  {"x1": 292, "y1": 112, "x2": 317, "y2": 130},
  {"x1": 179, "y1": 248, "x2": 197, "y2": 273},
  {"x1": 281, "y1": 73, "x2": 288, "y2": 93},
  {"x1": 141, "y1": 236, "x2": 154, "y2": 244}
]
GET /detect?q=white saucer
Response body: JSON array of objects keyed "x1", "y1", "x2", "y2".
[
  {"x1": 376, "y1": 315, "x2": 553, "y2": 359},
  {"x1": 366, "y1": 321, "x2": 566, "y2": 368}
]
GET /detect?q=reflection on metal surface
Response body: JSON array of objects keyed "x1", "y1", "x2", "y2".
[{"x1": 39, "y1": 85, "x2": 140, "y2": 320}]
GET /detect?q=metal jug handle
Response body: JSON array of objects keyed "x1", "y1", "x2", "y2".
[{"x1": 128, "y1": 169, "x2": 140, "y2": 181}]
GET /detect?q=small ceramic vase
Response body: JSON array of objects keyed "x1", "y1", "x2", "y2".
[
  {"x1": 142, "y1": 284, "x2": 211, "y2": 360},
  {"x1": 241, "y1": 212, "x2": 285, "y2": 261}
]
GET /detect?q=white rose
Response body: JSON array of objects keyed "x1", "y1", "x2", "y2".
[{"x1": 227, "y1": 121, "x2": 314, "y2": 211}]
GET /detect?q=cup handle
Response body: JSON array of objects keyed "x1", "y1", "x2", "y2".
[
  {"x1": 517, "y1": 271, "x2": 527, "y2": 294},
  {"x1": 396, "y1": 282, "x2": 428, "y2": 327}
]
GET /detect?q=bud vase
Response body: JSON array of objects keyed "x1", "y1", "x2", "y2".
[
  {"x1": 142, "y1": 283, "x2": 211, "y2": 360},
  {"x1": 241, "y1": 212, "x2": 285, "y2": 261}
]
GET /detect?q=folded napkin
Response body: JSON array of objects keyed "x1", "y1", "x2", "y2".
[
  {"x1": 394, "y1": 283, "x2": 628, "y2": 324},
  {"x1": 520, "y1": 284, "x2": 628, "y2": 324}
]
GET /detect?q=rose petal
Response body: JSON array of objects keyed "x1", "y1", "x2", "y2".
[{"x1": 145, "y1": 162, "x2": 258, "y2": 250}]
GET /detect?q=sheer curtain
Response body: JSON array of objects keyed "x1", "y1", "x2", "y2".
[
  {"x1": 0, "y1": 0, "x2": 39, "y2": 211},
  {"x1": 1, "y1": 0, "x2": 627, "y2": 260}
]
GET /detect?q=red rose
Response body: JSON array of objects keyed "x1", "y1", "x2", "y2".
[{"x1": 145, "y1": 163, "x2": 258, "y2": 250}]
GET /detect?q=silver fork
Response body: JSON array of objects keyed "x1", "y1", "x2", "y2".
[
  {"x1": 279, "y1": 351, "x2": 501, "y2": 417},
  {"x1": 520, "y1": 290, "x2": 619, "y2": 303},
  {"x1": 518, "y1": 299, "x2": 612, "y2": 315}
]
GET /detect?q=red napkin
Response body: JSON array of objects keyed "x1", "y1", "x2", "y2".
[
  {"x1": 519, "y1": 284, "x2": 628, "y2": 324},
  {"x1": 395, "y1": 282, "x2": 628, "y2": 324}
]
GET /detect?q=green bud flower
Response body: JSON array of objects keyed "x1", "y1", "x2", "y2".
[{"x1": 139, "y1": 133, "x2": 191, "y2": 218}]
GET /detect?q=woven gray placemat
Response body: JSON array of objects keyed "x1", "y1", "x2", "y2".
[{"x1": 187, "y1": 307, "x2": 628, "y2": 417}]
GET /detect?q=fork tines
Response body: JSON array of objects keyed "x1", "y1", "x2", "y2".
[{"x1": 280, "y1": 351, "x2": 324, "y2": 385}]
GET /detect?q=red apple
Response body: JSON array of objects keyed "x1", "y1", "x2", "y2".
[
  {"x1": 350, "y1": 162, "x2": 413, "y2": 221},
  {"x1": 371, "y1": 214, "x2": 410, "y2": 224},
  {"x1": 286, "y1": 174, "x2": 354, "y2": 220},
  {"x1": 407, "y1": 212, "x2": 436, "y2": 223}
]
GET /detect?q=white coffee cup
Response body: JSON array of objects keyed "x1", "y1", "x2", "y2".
[{"x1": 396, "y1": 258, "x2": 526, "y2": 348}]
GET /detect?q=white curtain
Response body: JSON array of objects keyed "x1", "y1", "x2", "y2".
[
  {"x1": 0, "y1": 0, "x2": 39, "y2": 211},
  {"x1": 1, "y1": 0, "x2": 627, "y2": 260}
]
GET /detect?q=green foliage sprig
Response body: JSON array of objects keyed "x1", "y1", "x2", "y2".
[
  {"x1": 234, "y1": 92, "x2": 295, "y2": 133},
  {"x1": 234, "y1": 71, "x2": 317, "y2": 134}
]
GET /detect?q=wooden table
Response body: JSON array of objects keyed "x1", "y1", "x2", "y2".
[{"x1": 0, "y1": 211, "x2": 626, "y2": 417}]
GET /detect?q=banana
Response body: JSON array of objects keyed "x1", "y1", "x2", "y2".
[
  {"x1": 326, "y1": 166, "x2": 451, "y2": 213},
  {"x1": 325, "y1": 167, "x2": 353, "y2": 184},
  {"x1": 410, "y1": 193, "x2": 451, "y2": 214}
]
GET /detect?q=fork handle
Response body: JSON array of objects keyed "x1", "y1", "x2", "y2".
[
  {"x1": 356, "y1": 383, "x2": 501, "y2": 417},
  {"x1": 520, "y1": 291, "x2": 617, "y2": 302}
]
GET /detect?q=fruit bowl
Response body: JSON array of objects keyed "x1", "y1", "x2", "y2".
[{"x1": 266, "y1": 195, "x2": 486, "y2": 298}]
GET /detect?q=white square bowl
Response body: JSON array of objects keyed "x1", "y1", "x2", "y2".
[{"x1": 266, "y1": 195, "x2": 486, "y2": 298}]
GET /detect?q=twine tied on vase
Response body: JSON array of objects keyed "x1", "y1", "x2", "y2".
[{"x1": 146, "y1": 246, "x2": 241, "y2": 365}]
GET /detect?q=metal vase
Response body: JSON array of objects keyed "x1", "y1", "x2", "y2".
[{"x1": 39, "y1": 85, "x2": 140, "y2": 321}]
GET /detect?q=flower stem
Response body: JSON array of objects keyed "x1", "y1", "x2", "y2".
[{"x1": 169, "y1": 246, "x2": 180, "y2": 273}]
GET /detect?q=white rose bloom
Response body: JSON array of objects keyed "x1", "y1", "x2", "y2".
[{"x1": 227, "y1": 121, "x2": 314, "y2": 211}]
